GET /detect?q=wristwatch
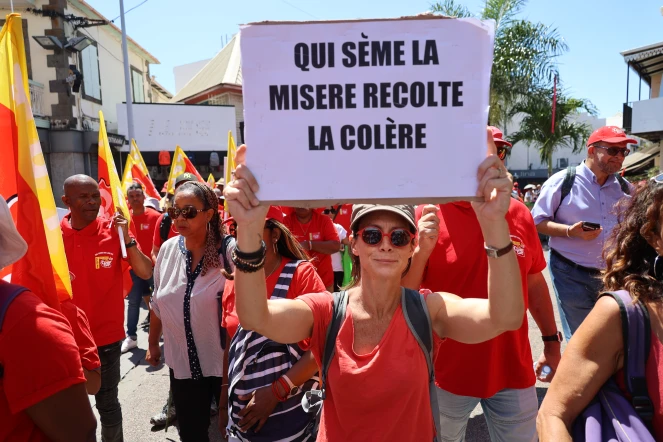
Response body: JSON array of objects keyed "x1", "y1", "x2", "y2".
[
  {"x1": 484, "y1": 242, "x2": 514, "y2": 258},
  {"x1": 282, "y1": 374, "x2": 299, "y2": 396},
  {"x1": 542, "y1": 331, "x2": 563, "y2": 343},
  {"x1": 125, "y1": 239, "x2": 137, "y2": 249}
]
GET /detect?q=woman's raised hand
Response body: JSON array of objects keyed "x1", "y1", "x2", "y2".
[
  {"x1": 223, "y1": 145, "x2": 269, "y2": 226},
  {"x1": 471, "y1": 127, "x2": 513, "y2": 224}
]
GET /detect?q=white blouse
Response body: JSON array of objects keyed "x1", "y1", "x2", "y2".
[{"x1": 152, "y1": 236, "x2": 233, "y2": 379}]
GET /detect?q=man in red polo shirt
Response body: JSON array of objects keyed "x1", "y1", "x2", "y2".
[
  {"x1": 403, "y1": 127, "x2": 561, "y2": 442},
  {"x1": 121, "y1": 182, "x2": 161, "y2": 353},
  {"x1": 61, "y1": 174, "x2": 153, "y2": 442},
  {"x1": 285, "y1": 207, "x2": 340, "y2": 291}
]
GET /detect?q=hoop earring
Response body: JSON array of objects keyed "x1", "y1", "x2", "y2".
[{"x1": 655, "y1": 255, "x2": 663, "y2": 280}]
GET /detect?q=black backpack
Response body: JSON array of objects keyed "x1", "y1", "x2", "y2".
[{"x1": 554, "y1": 166, "x2": 631, "y2": 218}]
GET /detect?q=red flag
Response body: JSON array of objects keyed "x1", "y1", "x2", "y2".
[{"x1": 551, "y1": 75, "x2": 557, "y2": 134}]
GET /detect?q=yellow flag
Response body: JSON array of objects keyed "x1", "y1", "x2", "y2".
[
  {"x1": 207, "y1": 173, "x2": 216, "y2": 188},
  {"x1": 98, "y1": 111, "x2": 131, "y2": 225},
  {"x1": 166, "y1": 146, "x2": 204, "y2": 194},
  {"x1": 0, "y1": 13, "x2": 72, "y2": 306},
  {"x1": 224, "y1": 131, "x2": 236, "y2": 213}
]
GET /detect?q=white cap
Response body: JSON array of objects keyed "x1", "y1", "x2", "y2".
[
  {"x1": 0, "y1": 198, "x2": 28, "y2": 270},
  {"x1": 144, "y1": 197, "x2": 162, "y2": 213}
]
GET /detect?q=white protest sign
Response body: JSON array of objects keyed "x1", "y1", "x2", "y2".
[{"x1": 240, "y1": 16, "x2": 495, "y2": 206}]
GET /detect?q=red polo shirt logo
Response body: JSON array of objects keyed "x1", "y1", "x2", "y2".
[
  {"x1": 510, "y1": 235, "x2": 526, "y2": 257},
  {"x1": 95, "y1": 252, "x2": 114, "y2": 269}
]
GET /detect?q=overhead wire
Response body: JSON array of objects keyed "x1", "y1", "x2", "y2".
[{"x1": 110, "y1": 0, "x2": 150, "y2": 23}]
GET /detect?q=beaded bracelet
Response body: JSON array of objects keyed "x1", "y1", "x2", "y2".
[
  {"x1": 231, "y1": 250, "x2": 266, "y2": 273},
  {"x1": 234, "y1": 240, "x2": 267, "y2": 261}
]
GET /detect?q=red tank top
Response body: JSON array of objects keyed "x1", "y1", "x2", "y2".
[{"x1": 616, "y1": 329, "x2": 663, "y2": 439}]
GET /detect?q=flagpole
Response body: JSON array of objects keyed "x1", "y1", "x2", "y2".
[
  {"x1": 10, "y1": 0, "x2": 14, "y2": 12},
  {"x1": 119, "y1": 0, "x2": 136, "y2": 145}
]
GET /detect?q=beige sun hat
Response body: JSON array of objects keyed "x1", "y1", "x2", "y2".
[{"x1": 0, "y1": 198, "x2": 28, "y2": 270}]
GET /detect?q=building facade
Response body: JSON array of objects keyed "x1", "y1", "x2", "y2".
[{"x1": 1, "y1": 0, "x2": 169, "y2": 205}]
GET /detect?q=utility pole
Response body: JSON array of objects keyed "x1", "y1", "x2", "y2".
[{"x1": 119, "y1": 0, "x2": 135, "y2": 146}]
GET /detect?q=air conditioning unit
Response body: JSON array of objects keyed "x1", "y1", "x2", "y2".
[{"x1": 559, "y1": 158, "x2": 569, "y2": 168}]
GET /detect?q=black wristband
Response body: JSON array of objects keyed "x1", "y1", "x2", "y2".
[
  {"x1": 234, "y1": 241, "x2": 267, "y2": 261},
  {"x1": 125, "y1": 239, "x2": 137, "y2": 249},
  {"x1": 541, "y1": 331, "x2": 563, "y2": 342}
]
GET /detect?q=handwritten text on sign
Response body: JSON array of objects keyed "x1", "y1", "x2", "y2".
[{"x1": 241, "y1": 18, "x2": 495, "y2": 204}]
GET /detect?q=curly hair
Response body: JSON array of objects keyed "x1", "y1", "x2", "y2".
[
  {"x1": 602, "y1": 180, "x2": 663, "y2": 303},
  {"x1": 175, "y1": 181, "x2": 225, "y2": 276}
]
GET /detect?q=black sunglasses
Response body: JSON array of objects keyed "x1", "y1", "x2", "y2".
[
  {"x1": 593, "y1": 145, "x2": 630, "y2": 157},
  {"x1": 357, "y1": 227, "x2": 415, "y2": 248},
  {"x1": 167, "y1": 206, "x2": 206, "y2": 220}
]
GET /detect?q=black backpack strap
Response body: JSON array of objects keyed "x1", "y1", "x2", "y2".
[
  {"x1": 219, "y1": 234, "x2": 234, "y2": 274},
  {"x1": 600, "y1": 290, "x2": 653, "y2": 426},
  {"x1": 616, "y1": 175, "x2": 631, "y2": 195},
  {"x1": 0, "y1": 283, "x2": 29, "y2": 379},
  {"x1": 159, "y1": 213, "x2": 172, "y2": 242},
  {"x1": 553, "y1": 166, "x2": 577, "y2": 219},
  {"x1": 402, "y1": 288, "x2": 440, "y2": 442},
  {"x1": 320, "y1": 291, "x2": 348, "y2": 398}
]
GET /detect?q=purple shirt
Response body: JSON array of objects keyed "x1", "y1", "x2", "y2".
[{"x1": 531, "y1": 162, "x2": 631, "y2": 269}]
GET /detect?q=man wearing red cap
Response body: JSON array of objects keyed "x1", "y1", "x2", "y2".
[
  {"x1": 403, "y1": 127, "x2": 560, "y2": 441},
  {"x1": 532, "y1": 126, "x2": 634, "y2": 339}
]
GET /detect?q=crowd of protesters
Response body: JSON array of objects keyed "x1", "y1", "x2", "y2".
[{"x1": 1, "y1": 125, "x2": 662, "y2": 442}]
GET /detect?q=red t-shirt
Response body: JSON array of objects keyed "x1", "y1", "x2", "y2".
[
  {"x1": 616, "y1": 329, "x2": 663, "y2": 440},
  {"x1": 416, "y1": 200, "x2": 546, "y2": 398},
  {"x1": 152, "y1": 213, "x2": 179, "y2": 249},
  {"x1": 285, "y1": 211, "x2": 339, "y2": 288},
  {"x1": 0, "y1": 289, "x2": 86, "y2": 442},
  {"x1": 332, "y1": 205, "x2": 352, "y2": 233},
  {"x1": 61, "y1": 216, "x2": 132, "y2": 347},
  {"x1": 59, "y1": 299, "x2": 101, "y2": 371},
  {"x1": 131, "y1": 207, "x2": 161, "y2": 257},
  {"x1": 222, "y1": 259, "x2": 325, "y2": 340},
  {"x1": 298, "y1": 291, "x2": 442, "y2": 442}
]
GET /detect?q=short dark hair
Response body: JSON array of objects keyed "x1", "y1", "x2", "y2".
[{"x1": 127, "y1": 182, "x2": 144, "y2": 195}]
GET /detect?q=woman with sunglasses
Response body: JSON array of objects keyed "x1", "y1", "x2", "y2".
[
  {"x1": 538, "y1": 175, "x2": 663, "y2": 440},
  {"x1": 223, "y1": 129, "x2": 524, "y2": 441},
  {"x1": 146, "y1": 181, "x2": 234, "y2": 442},
  {"x1": 219, "y1": 207, "x2": 326, "y2": 441}
]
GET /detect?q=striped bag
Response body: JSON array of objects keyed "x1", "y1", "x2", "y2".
[{"x1": 226, "y1": 260, "x2": 319, "y2": 441}]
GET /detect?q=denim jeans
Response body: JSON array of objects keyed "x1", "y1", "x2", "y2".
[
  {"x1": 126, "y1": 270, "x2": 153, "y2": 340},
  {"x1": 97, "y1": 341, "x2": 123, "y2": 442},
  {"x1": 549, "y1": 252, "x2": 603, "y2": 341},
  {"x1": 436, "y1": 386, "x2": 538, "y2": 442}
]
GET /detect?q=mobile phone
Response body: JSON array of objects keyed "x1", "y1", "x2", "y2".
[{"x1": 582, "y1": 222, "x2": 601, "y2": 231}]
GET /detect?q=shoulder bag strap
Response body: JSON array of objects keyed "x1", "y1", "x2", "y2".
[
  {"x1": 320, "y1": 290, "x2": 348, "y2": 399},
  {"x1": 402, "y1": 287, "x2": 440, "y2": 442},
  {"x1": 601, "y1": 290, "x2": 653, "y2": 426},
  {"x1": 553, "y1": 166, "x2": 577, "y2": 219}
]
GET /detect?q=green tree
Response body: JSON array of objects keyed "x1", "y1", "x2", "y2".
[
  {"x1": 431, "y1": 0, "x2": 568, "y2": 129},
  {"x1": 507, "y1": 89, "x2": 596, "y2": 176}
]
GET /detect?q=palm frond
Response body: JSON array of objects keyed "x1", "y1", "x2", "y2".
[
  {"x1": 481, "y1": 0, "x2": 527, "y2": 32},
  {"x1": 430, "y1": 0, "x2": 473, "y2": 18}
]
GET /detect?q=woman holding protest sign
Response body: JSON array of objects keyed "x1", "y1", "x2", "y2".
[{"x1": 223, "y1": 128, "x2": 524, "y2": 441}]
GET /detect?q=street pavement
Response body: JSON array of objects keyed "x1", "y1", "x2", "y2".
[{"x1": 94, "y1": 251, "x2": 564, "y2": 441}]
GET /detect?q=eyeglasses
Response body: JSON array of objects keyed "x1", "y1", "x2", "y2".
[
  {"x1": 167, "y1": 206, "x2": 206, "y2": 220},
  {"x1": 497, "y1": 147, "x2": 509, "y2": 161},
  {"x1": 594, "y1": 145, "x2": 630, "y2": 157},
  {"x1": 322, "y1": 208, "x2": 338, "y2": 215},
  {"x1": 356, "y1": 227, "x2": 415, "y2": 248}
]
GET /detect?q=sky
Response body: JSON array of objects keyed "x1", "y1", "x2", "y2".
[{"x1": 88, "y1": 0, "x2": 663, "y2": 118}]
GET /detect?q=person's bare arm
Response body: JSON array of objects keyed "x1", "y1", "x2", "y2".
[
  {"x1": 146, "y1": 313, "x2": 163, "y2": 366},
  {"x1": 309, "y1": 240, "x2": 341, "y2": 255},
  {"x1": 26, "y1": 382, "x2": 97, "y2": 442},
  {"x1": 528, "y1": 272, "x2": 561, "y2": 382},
  {"x1": 83, "y1": 368, "x2": 101, "y2": 395},
  {"x1": 113, "y1": 212, "x2": 153, "y2": 279},
  {"x1": 151, "y1": 244, "x2": 160, "y2": 265},
  {"x1": 537, "y1": 220, "x2": 602, "y2": 241},
  {"x1": 537, "y1": 296, "x2": 624, "y2": 441},
  {"x1": 401, "y1": 205, "x2": 439, "y2": 290}
]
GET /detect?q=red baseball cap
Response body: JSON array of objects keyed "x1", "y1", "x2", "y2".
[
  {"x1": 489, "y1": 126, "x2": 512, "y2": 148},
  {"x1": 224, "y1": 206, "x2": 285, "y2": 225},
  {"x1": 587, "y1": 126, "x2": 637, "y2": 147}
]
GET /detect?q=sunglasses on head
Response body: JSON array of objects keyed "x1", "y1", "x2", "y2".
[
  {"x1": 593, "y1": 145, "x2": 630, "y2": 157},
  {"x1": 356, "y1": 227, "x2": 415, "y2": 248},
  {"x1": 651, "y1": 173, "x2": 663, "y2": 184},
  {"x1": 497, "y1": 147, "x2": 509, "y2": 161},
  {"x1": 167, "y1": 206, "x2": 206, "y2": 220}
]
